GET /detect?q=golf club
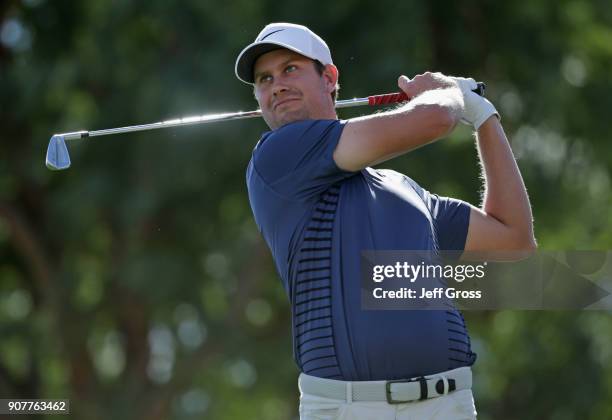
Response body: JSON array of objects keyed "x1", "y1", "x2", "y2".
[{"x1": 45, "y1": 83, "x2": 485, "y2": 171}]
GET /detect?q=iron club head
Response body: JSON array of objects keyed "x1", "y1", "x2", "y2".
[{"x1": 45, "y1": 135, "x2": 71, "y2": 170}]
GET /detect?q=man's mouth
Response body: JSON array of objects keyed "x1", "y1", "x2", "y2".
[{"x1": 274, "y1": 98, "x2": 300, "y2": 110}]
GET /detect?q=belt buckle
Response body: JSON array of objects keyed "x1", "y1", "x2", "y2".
[{"x1": 385, "y1": 376, "x2": 427, "y2": 404}]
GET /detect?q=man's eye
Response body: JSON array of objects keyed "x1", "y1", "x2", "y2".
[
  {"x1": 259, "y1": 75, "x2": 272, "y2": 83},
  {"x1": 285, "y1": 65, "x2": 297, "y2": 73}
]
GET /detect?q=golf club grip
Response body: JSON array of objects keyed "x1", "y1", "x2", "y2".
[{"x1": 368, "y1": 82, "x2": 486, "y2": 106}]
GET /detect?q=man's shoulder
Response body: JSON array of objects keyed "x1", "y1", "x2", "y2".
[{"x1": 249, "y1": 119, "x2": 345, "y2": 175}]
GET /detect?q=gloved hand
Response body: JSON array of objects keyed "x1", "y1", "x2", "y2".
[
  {"x1": 462, "y1": 91, "x2": 500, "y2": 130},
  {"x1": 450, "y1": 76, "x2": 500, "y2": 130}
]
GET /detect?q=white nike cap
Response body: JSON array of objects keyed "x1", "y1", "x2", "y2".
[{"x1": 235, "y1": 23, "x2": 333, "y2": 85}]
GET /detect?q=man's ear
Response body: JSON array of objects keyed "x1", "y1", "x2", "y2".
[{"x1": 323, "y1": 64, "x2": 339, "y2": 93}]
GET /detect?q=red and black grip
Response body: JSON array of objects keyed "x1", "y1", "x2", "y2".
[{"x1": 368, "y1": 82, "x2": 486, "y2": 106}]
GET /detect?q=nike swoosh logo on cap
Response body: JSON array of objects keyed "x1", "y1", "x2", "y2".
[{"x1": 259, "y1": 29, "x2": 285, "y2": 41}]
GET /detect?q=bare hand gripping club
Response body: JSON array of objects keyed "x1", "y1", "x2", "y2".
[{"x1": 45, "y1": 83, "x2": 485, "y2": 171}]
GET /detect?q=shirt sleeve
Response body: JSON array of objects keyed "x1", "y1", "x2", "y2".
[
  {"x1": 427, "y1": 193, "x2": 472, "y2": 251},
  {"x1": 251, "y1": 119, "x2": 355, "y2": 201},
  {"x1": 404, "y1": 177, "x2": 471, "y2": 251}
]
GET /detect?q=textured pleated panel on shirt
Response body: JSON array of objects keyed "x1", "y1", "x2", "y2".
[
  {"x1": 292, "y1": 185, "x2": 342, "y2": 379},
  {"x1": 445, "y1": 309, "x2": 477, "y2": 369}
]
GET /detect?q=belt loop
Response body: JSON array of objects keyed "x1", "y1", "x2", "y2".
[
  {"x1": 346, "y1": 381, "x2": 353, "y2": 404},
  {"x1": 418, "y1": 377, "x2": 428, "y2": 400}
]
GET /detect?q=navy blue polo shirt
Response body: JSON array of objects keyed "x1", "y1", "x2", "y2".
[{"x1": 246, "y1": 119, "x2": 476, "y2": 381}]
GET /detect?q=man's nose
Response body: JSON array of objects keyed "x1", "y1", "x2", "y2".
[{"x1": 272, "y1": 80, "x2": 289, "y2": 97}]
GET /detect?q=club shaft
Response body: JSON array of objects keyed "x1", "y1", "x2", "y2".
[{"x1": 60, "y1": 110, "x2": 261, "y2": 140}]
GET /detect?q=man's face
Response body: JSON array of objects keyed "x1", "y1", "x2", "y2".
[{"x1": 253, "y1": 49, "x2": 337, "y2": 130}]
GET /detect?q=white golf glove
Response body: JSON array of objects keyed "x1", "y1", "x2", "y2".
[
  {"x1": 451, "y1": 76, "x2": 500, "y2": 130},
  {"x1": 451, "y1": 76, "x2": 479, "y2": 96}
]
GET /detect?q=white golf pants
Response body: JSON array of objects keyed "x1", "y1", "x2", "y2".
[{"x1": 299, "y1": 383, "x2": 477, "y2": 419}]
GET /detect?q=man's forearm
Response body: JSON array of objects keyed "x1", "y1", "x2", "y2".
[
  {"x1": 476, "y1": 116, "x2": 536, "y2": 246},
  {"x1": 406, "y1": 86, "x2": 465, "y2": 127},
  {"x1": 386, "y1": 86, "x2": 465, "y2": 147}
]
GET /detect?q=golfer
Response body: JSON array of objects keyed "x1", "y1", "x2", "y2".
[{"x1": 236, "y1": 22, "x2": 535, "y2": 419}]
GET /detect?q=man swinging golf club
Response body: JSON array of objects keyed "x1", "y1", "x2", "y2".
[{"x1": 236, "y1": 22, "x2": 536, "y2": 419}]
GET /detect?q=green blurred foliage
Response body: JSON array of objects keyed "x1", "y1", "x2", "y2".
[{"x1": 1, "y1": 0, "x2": 611, "y2": 418}]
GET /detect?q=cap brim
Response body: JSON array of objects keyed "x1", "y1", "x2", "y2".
[{"x1": 235, "y1": 41, "x2": 314, "y2": 85}]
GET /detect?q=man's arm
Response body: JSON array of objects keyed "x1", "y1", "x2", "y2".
[
  {"x1": 464, "y1": 116, "x2": 537, "y2": 252},
  {"x1": 333, "y1": 72, "x2": 464, "y2": 172}
]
